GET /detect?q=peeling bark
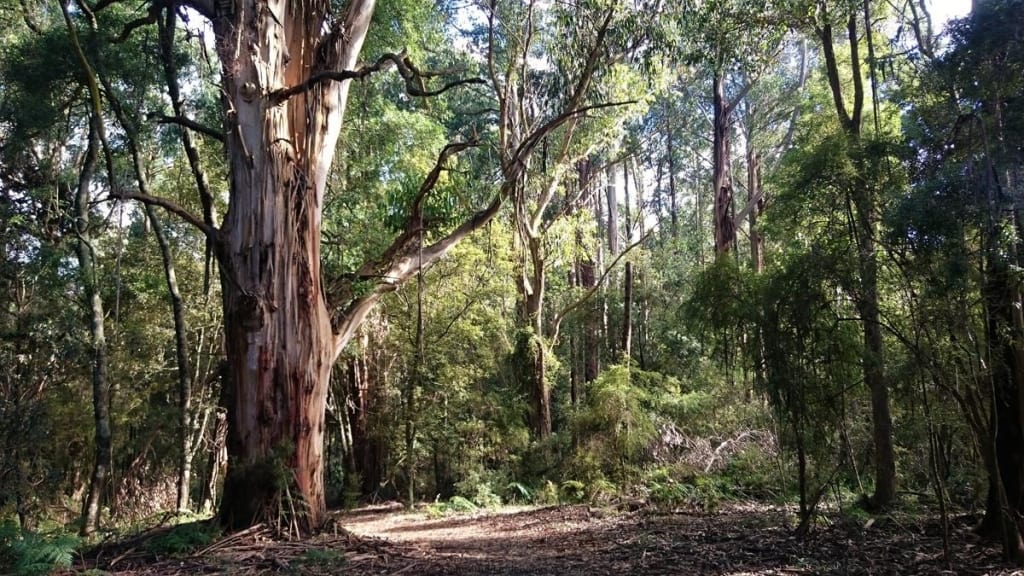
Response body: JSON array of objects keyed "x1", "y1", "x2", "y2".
[{"x1": 214, "y1": 0, "x2": 375, "y2": 533}]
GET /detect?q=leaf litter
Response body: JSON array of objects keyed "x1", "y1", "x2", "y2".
[{"x1": 74, "y1": 502, "x2": 1024, "y2": 575}]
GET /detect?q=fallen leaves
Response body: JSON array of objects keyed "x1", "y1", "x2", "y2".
[{"x1": 77, "y1": 503, "x2": 1024, "y2": 575}]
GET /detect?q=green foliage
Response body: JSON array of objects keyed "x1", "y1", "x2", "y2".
[
  {"x1": 0, "y1": 520, "x2": 79, "y2": 576},
  {"x1": 572, "y1": 366, "x2": 658, "y2": 471},
  {"x1": 454, "y1": 470, "x2": 503, "y2": 509},
  {"x1": 722, "y1": 445, "x2": 786, "y2": 501},
  {"x1": 559, "y1": 480, "x2": 588, "y2": 503},
  {"x1": 558, "y1": 478, "x2": 617, "y2": 505},
  {"x1": 528, "y1": 481, "x2": 558, "y2": 506},
  {"x1": 294, "y1": 548, "x2": 345, "y2": 568},
  {"x1": 644, "y1": 468, "x2": 730, "y2": 513},
  {"x1": 426, "y1": 496, "x2": 479, "y2": 518},
  {"x1": 504, "y1": 482, "x2": 532, "y2": 504},
  {"x1": 143, "y1": 521, "x2": 220, "y2": 557}
]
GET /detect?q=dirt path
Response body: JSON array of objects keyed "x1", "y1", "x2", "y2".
[
  {"x1": 95, "y1": 504, "x2": 1021, "y2": 575},
  {"x1": 337, "y1": 503, "x2": 1016, "y2": 576}
]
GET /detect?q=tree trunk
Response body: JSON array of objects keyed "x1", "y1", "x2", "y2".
[
  {"x1": 746, "y1": 145, "x2": 765, "y2": 273},
  {"x1": 817, "y1": 5, "x2": 895, "y2": 509},
  {"x1": 405, "y1": 239, "x2": 425, "y2": 507},
  {"x1": 146, "y1": 206, "x2": 196, "y2": 514},
  {"x1": 623, "y1": 160, "x2": 632, "y2": 245},
  {"x1": 664, "y1": 102, "x2": 679, "y2": 239},
  {"x1": 605, "y1": 163, "x2": 619, "y2": 256},
  {"x1": 74, "y1": 118, "x2": 112, "y2": 538},
  {"x1": 214, "y1": 0, "x2": 374, "y2": 533},
  {"x1": 621, "y1": 262, "x2": 633, "y2": 361},
  {"x1": 712, "y1": 70, "x2": 735, "y2": 257},
  {"x1": 980, "y1": 204, "x2": 1024, "y2": 560},
  {"x1": 200, "y1": 407, "x2": 228, "y2": 514},
  {"x1": 522, "y1": 236, "x2": 551, "y2": 438},
  {"x1": 345, "y1": 325, "x2": 390, "y2": 498},
  {"x1": 591, "y1": 172, "x2": 605, "y2": 381},
  {"x1": 60, "y1": 0, "x2": 112, "y2": 539}
]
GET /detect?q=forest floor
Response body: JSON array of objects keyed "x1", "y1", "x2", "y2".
[{"x1": 84, "y1": 502, "x2": 1024, "y2": 576}]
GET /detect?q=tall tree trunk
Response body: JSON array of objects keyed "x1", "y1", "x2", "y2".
[
  {"x1": 664, "y1": 102, "x2": 679, "y2": 239},
  {"x1": 746, "y1": 144, "x2": 764, "y2": 273},
  {"x1": 405, "y1": 237, "x2": 425, "y2": 506},
  {"x1": 621, "y1": 262, "x2": 633, "y2": 360},
  {"x1": 522, "y1": 236, "x2": 551, "y2": 438},
  {"x1": 200, "y1": 407, "x2": 228, "y2": 514},
  {"x1": 712, "y1": 70, "x2": 735, "y2": 257},
  {"x1": 593, "y1": 172, "x2": 607, "y2": 375},
  {"x1": 606, "y1": 163, "x2": 619, "y2": 256},
  {"x1": 982, "y1": 249, "x2": 1024, "y2": 560},
  {"x1": 147, "y1": 207, "x2": 195, "y2": 514},
  {"x1": 61, "y1": 0, "x2": 112, "y2": 539},
  {"x1": 75, "y1": 118, "x2": 112, "y2": 538},
  {"x1": 579, "y1": 163, "x2": 600, "y2": 383},
  {"x1": 621, "y1": 160, "x2": 633, "y2": 361},
  {"x1": 817, "y1": 5, "x2": 895, "y2": 508},
  {"x1": 214, "y1": 0, "x2": 375, "y2": 533},
  {"x1": 623, "y1": 160, "x2": 632, "y2": 245},
  {"x1": 344, "y1": 324, "x2": 390, "y2": 498}
]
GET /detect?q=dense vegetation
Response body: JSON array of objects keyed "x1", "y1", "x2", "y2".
[{"x1": 1, "y1": 0, "x2": 1022, "y2": 572}]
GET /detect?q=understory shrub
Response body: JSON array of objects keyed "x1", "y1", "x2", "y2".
[
  {"x1": 143, "y1": 520, "x2": 220, "y2": 557},
  {"x1": 644, "y1": 467, "x2": 731, "y2": 512},
  {"x1": 425, "y1": 495, "x2": 479, "y2": 517},
  {"x1": 0, "y1": 519, "x2": 79, "y2": 576}
]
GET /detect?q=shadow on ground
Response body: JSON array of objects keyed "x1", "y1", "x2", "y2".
[{"x1": 86, "y1": 504, "x2": 1019, "y2": 575}]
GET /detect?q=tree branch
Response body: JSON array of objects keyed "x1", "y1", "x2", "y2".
[
  {"x1": 18, "y1": 0, "x2": 43, "y2": 33},
  {"x1": 152, "y1": 114, "x2": 225, "y2": 142},
  {"x1": 816, "y1": 19, "x2": 854, "y2": 131},
  {"x1": 328, "y1": 139, "x2": 499, "y2": 359},
  {"x1": 550, "y1": 228, "x2": 654, "y2": 345},
  {"x1": 158, "y1": 4, "x2": 218, "y2": 292},
  {"x1": 270, "y1": 51, "x2": 486, "y2": 105},
  {"x1": 112, "y1": 191, "x2": 218, "y2": 240},
  {"x1": 350, "y1": 140, "x2": 478, "y2": 280},
  {"x1": 109, "y1": 0, "x2": 163, "y2": 43},
  {"x1": 510, "y1": 101, "x2": 636, "y2": 175}
]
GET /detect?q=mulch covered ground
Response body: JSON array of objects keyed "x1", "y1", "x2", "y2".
[{"x1": 75, "y1": 503, "x2": 1024, "y2": 575}]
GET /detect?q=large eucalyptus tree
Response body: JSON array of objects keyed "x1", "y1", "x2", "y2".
[
  {"x1": 77, "y1": 0, "x2": 496, "y2": 532},
  {"x1": 71, "y1": 0, "x2": 631, "y2": 531}
]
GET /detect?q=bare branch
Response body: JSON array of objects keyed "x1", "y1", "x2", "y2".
[
  {"x1": 733, "y1": 187, "x2": 765, "y2": 227},
  {"x1": 331, "y1": 191, "x2": 504, "y2": 362},
  {"x1": 350, "y1": 140, "x2": 478, "y2": 280},
  {"x1": 158, "y1": 2, "x2": 218, "y2": 291},
  {"x1": 510, "y1": 101, "x2": 636, "y2": 171},
  {"x1": 113, "y1": 191, "x2": 218, "y2": 240},
  {"x1": 270, "y1": 52, "x2": 399, "y2": 103},
  {"x1": 328, "y1": 139, "x2": 491, "y2": 358},
  {"x1": 110, "y1": 0, "x2": 163, "y2": 43},
  {"x1": 152, "y1": 114, "x2": 225, "y2": 142},
  {"x1": 550, "y1": 228, "x2": 654, "y2": 345},
  {"x1": 271, "y1": 51, "x2": 486, "y2": 104}
]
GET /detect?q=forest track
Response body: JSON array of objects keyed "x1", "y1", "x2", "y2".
[{"x1": 90, "y1": 503, "x2": 1021, "y2": 575}]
